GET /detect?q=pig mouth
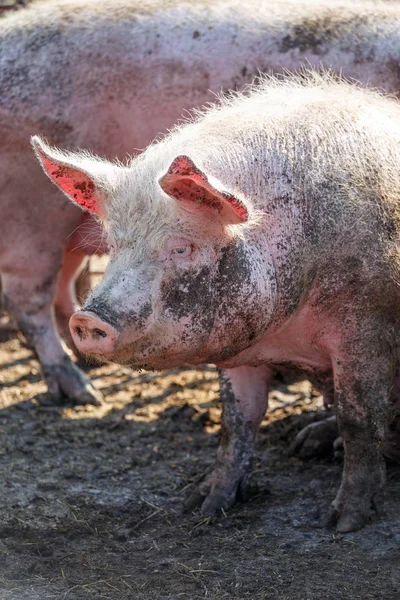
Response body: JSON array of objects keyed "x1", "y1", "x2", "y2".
[
  {"x1": 80, "y1": 331, "x2": 212, "y2": 371},
  {"x1": 110, "y1": 346, "x2": 208, "y2": 371}
]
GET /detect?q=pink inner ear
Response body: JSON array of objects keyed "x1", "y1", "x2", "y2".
[
  {"x1": 167, "y1": 179, "x2": 224, "y2": 212},
  {"x1": 160, "y1": 155, "x2": 248, "y2": 224},
  {"x1": 40, "y1": 154, "x2": 100, "y2": 215}
]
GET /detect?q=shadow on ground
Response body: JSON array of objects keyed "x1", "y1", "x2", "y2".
[{"x1": 0, "y1": 332, "x2": 399, "y2": 600}]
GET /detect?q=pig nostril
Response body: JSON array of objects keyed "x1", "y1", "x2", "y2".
[
  {"x1": 93, "y1": 328, "x2": 107, "y2": 339},
  {"x1": 75, "y1": 326, "x2": 83, "y2": 338}
]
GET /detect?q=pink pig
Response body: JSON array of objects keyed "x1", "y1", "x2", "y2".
[{"x1": 34, "y1": 73, "x2": 400, "y2": 532}]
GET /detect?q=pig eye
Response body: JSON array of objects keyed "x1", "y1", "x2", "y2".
[
  {"x1": 166, "y1": 237, "x2": 194, "y2": 259},
  {"x1": 171, "y1": 244, "x2": 192, "y2": 257}
]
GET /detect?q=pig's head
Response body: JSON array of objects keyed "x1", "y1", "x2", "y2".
[{"x1": 32, "y1": 136, "x2": 277, "y2": 369}]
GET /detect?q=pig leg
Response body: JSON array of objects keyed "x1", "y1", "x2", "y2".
[
  {"x1": 381, "y1": 411, "x2": 400, "y2": 463},
  {"x1": 54, "y1": 213, "x2": 105, "y2": 355},
  {"x1": 290, "y1": 376, "x2": 340, "y2": 458},
  {"x1": 187, "y1": 364, "x2": 272, "y2": 515},
  {"x1": 289, "y1": 415, "x2": 339, "y2": 459},
  {"x1": 326, "y1": 346, "x2": 392, "y2": 533},
  {"x1": 292, "y1": 412, "x2": 400, "y2": 463},
  {"x1": 2, "y1": 270, "x2": 102, "y2": 406},
  {"x1": 289, "y1": 374, "x2": 341, "y2": 459},
  {"x1": 75, "y1": 258, "x2": 92, "y2": 304},
  {"x1": 54, "y1": 247, "x2": 89, "y2": 355}
]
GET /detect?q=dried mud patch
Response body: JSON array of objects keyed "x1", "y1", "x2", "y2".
[{"x1": 0, "y1": 331, "x2": 399, "y2": 599}]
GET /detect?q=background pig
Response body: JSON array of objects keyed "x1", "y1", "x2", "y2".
[
  {"x1": 34, "y1": 73, "x2": 400, "y2": 532},
  {"x1": 3, "y1": 0, "x2": 400, "y2": 405}
]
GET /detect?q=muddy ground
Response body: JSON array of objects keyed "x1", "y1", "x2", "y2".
[{"x1": 0, "y1": 317, "x2": 399, "y2": 600}]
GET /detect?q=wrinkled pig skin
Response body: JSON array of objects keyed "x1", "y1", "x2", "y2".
[
  {"x1": 34, "y1": 74, "x2": 400, "y2": 532},
  {"x1": 4, "y1": 0, "x2": 400, "y2": 403}
]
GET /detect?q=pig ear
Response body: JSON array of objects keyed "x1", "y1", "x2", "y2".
[
  {"x1": 159, "y1": 155, "x2": 248, "y2": 225},
  {"x1": 31, "y1": 135, "x2": 113, "y2": 217}
]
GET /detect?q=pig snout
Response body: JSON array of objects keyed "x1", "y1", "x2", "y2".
[{"x1": 69, "y1": 311, "x2": 119, "y2": 356}]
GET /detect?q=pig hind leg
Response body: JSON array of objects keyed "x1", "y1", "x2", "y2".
[
  {"x1": 327, "y1": 333, "x2": 393, "y2": 533},
  {"x1": 291, "y1": 413, "x2": 400, "y2": 463},
  {"x1": 186, "y1": 365, "x2": 272, "y2": 515},
  {"x1": 289, "y1": 415, "x2": 340, "y2": 459},
  {"x1": 2, "y1": 268, "x2": 102, "y2": 406},
  {"x1": 289, "y1": 376, "x2": 339, "y2": 459}
]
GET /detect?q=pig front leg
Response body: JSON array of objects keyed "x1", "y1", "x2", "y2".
[
  {"x1": 54, "y1": 212, "x2": 106, "y2": 355},
  {"x1": 2, "y1": 270, "x2": 102, "y2": 406},
  {"x1": 326, "y1": 344, "x2": 392, "y2": 533},
  {"x1": 54, "y1": 247, "x2": 89, "y2": 356},
  {"x1": 186, "y1": 364, "x2": 272, "y2": 515}
]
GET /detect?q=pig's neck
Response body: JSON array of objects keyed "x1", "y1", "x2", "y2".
[
  {"x1": 208, "y1": 202, "x2": 327, "y2": 372},
  {"x1": 215, "y1": 299, "x2": 332, "y2": 374}
]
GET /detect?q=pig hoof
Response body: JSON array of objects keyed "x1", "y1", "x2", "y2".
[
  {"x1": 185, "y1": 474, "x2": 252, "y2": 515},
  {"x1": 200, "y1": 492, "x2": 236, "y2": 516},
  {"x1": 71, "y1": 383, "x2": 103, "y2": 407},
  {"x1": 336, "y1": 513, "x2": 369, "y2": 533},
  {"x1": 184, "y1": 490, "x2": 208, "y2": 512},
  {"x1": 324, "y1": 505, "x2": 372, "y2": 533},
  {"x1": 333, "y1": 436, "x2": 344, "y2": 461},
  {"x1": 184, "y1": 485, "x2": 232, "y2": 515},
  {"x1": 324, "y1": 490, "x2": 378, "y2": 533},
  {"x1": 44, "y1": 359, "x2": 103, "y2": 406},
  {"x1": 185, "y1": 490, "x2": 235, "y2": 516},
  {"x1": 289, "y1": 416, "x2": 339, "y2": 459}
]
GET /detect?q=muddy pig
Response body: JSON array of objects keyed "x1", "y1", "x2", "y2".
[
  {"x1": 32, "y1": 73, "x2": 400, "y2": 532},
  {"x1": 4, "y1": 0, "x2": 400, "y2": 405}
]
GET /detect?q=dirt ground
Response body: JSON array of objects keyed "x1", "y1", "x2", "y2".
[{"x1": 0, "y1": 315, "x2": 399, "y2": 600}]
